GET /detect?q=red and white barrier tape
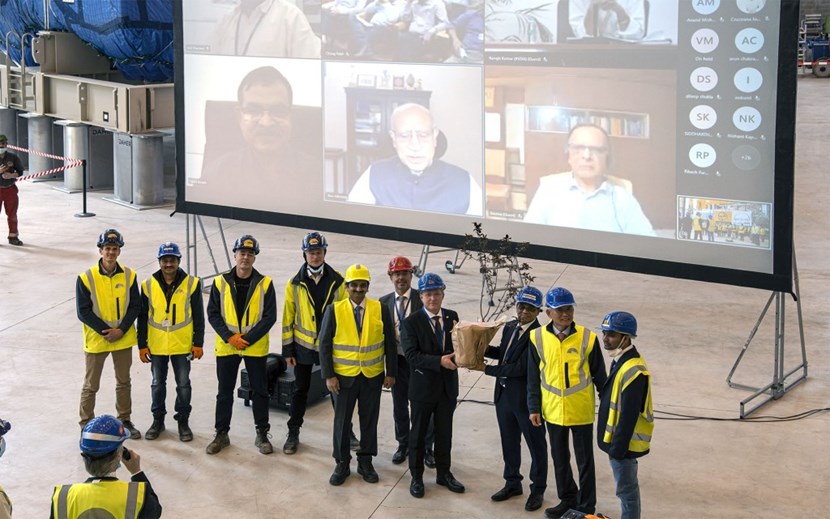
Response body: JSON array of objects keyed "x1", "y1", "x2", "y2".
[{"x1": 5, "y1": 144, "x2": 84, "y2": 182}]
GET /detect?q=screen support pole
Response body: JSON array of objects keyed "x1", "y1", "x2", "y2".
[
  {"x1": 185, "y1": 214, "x2": 231, "y2": 284},
  {"x1": 726, "y1": 248, "x2": 808, "y2": 418}
]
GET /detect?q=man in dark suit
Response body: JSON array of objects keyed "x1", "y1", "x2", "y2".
[
  {"x1": 379, "y1": 256, "x2": 436, "y2": 467},
  {"x1": 401, "y1": 272, "x2": 465, "y2": 498},
  {"x1": 483, "y1": 286, "x2": 548, "y2": 512}
]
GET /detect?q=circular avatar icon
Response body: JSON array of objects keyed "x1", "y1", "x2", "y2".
[
  {"x1": 691, "y1": 67, "x2": 718, "y2": 92},
  {"x1": 693, "y1": 0, "x2": 720, "y2": 15},
  {"x1": 689, "y1": 143, "x2": 717, "y2": 168},
  {"x1": 735, "y1": 28, "x2": 764, "y2": 54},
  {"x1": 737, "y1": 0, "x2": 766, "y2": 14},
  {"x1": 690, "y1": 105, "x2": 717, "y2": 130}
]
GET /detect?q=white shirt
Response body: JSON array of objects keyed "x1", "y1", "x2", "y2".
[
  {"x1": 524, "y1": 171, "x2": 655, "y2": 236},
  {"x1": 211, "y1": 0, "x2": 321, "y2": 58}
]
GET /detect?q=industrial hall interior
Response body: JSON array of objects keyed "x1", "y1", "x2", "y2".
[{"x1": 0, "y1": 2, "x2": 828, "y2": 519}]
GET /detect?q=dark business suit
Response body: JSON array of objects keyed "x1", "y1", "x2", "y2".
[
  {"x1": 484, "y1": 318, "x2": 548, "y2": 496},
  {"x1": 319, "y1": 300, "x2": 398, "y2": 463},
  {"x1": 401, "y1": 307, "x2": 459, "y2": 479},
  {"x1": 379, "y1": 289, "x2": 435, "y2": 451}
]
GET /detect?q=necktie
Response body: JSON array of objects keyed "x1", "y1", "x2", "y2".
[
  {"x1": 503, "y1": 325, "x2": 521, "y2": 362},
  {"x1": 557, "y1": 331, "x2": 567, "y2": 342},
  {"x1": 432, "y1": 316, "x2": 443, "y2": 350},
  {"x1": 354, "y1": 305, "x2": 363, "y2": 336}
]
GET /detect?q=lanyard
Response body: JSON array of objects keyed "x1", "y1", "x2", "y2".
[
  {"x1": 234, "y1": 4, "x2": 268, "y2": 55},
  {"x1": 395, "y1": 295, "x2": 411, "y2": 331}
]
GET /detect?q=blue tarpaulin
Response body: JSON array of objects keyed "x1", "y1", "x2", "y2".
[{"x1": 0, "y1": 0, "x2": 173, "y2": 82}]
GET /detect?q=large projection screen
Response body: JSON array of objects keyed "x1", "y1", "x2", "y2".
[{"x1": 175, "y1": 0, "x2": 797, "y2": 292}]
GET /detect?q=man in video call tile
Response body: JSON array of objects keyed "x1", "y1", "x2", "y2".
[
  {"x1": 568, "y1": 0, "x2": 646, "y2": 40},
  {"x1": 523, "y1": 124, "x2": 654, "y2": 236},
  {"x1": 211, "y1": 0, "x2": 321, "y2": 58},
  {"x1": 197, "y1": 66, "x2": 320, "y2": 195},
  {"x1": 347, "y1": 103, "x2": 482, "y2": 216}
]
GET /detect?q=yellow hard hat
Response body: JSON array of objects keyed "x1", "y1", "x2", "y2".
[{"x1": 345, "y1": 264, "x2": 371, "y2": 284}]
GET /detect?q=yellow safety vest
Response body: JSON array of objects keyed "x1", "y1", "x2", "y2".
[
  {"x1": 332, "y1": 299, "x2": 385, "y2": 378},
  {"x1": 532, "y1": 325, "x2": 597, "y2": 426},
  {"x1": 282, "y1": 277, "x2": 345, "y2": 352},
  {"x1": 52, "y1": 480, "x2": 146, "y2": 519},
  {"x1": 214, "y1": 275, "x2": 272, "y2": 357},
  {"x1": 142, "y1": 275, "x2": 200, "y2": 356},
  {"x1": 79, "y1": 265, "x2": 138, "y2": 353},
  {"x1": 604, "y1": 356, "x2": 654, "y2": 453},
  {"x1": 0, "y1": 484, "x2": 11, "y2": 517}
]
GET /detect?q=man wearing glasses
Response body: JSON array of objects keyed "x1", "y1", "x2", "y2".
[
  {"x1": 527, "y1": 287, "x2": 607, "y2": 518},
  {"x1": 347, "y1": 103, "x2": 482, "y2": 216},
  {"x1": 195, "y1": 66, "x2": 321, "y2": 196},
  {"x1": 524, "y1": 123, "x2": 654, "y2": 235}
]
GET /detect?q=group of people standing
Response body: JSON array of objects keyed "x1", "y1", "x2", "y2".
[{"x1": 58, "y1": 227, "x2": 652, "y2": 519}]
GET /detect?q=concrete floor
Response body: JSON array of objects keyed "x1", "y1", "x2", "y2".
[{"x1": 1, "y1": 78, "x2": 828, "y2": 518}]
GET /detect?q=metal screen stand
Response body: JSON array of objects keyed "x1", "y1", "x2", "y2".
[
  {"x1": 185, "y1": 214, "x2": 231, "y2": 283},
  {"x1": 726, "y1": 250, "x2": 808, "y2": 418},
  {"x1": 415, "y1": 244, "x2": 467, "y2": 277}
]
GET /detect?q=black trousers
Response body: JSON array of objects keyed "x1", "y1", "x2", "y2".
[
  {"x1": 409, "y1": 395, "x2": 454, "y2": 479},
  {"x1": 546, "y1": 423, "x2": 596, "y2": 512},
  {"x1": 332, "y1": 373, "x2": 383, "y2": 463},
  {"x1": 392, "y1": 354, "x2": 434, "y2": 450},
  {"x1": 496, "y1": 392, "x2": 548, "y2": 495},
  {"x1": 215, "y1": 355, "x2": 268, "y2": 433},
  {"x1": 287, "y1": 362, "x2": 345, "y2": 433}
]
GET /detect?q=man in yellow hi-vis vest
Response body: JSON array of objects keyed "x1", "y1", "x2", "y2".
[
  {"x1": 51, "y1": 415, "x2": 161, "y2": 518},
  {"x1": 205, "y1": 235, "x2": 277, "y2": 455},
  {"x1": 528, "y1": 287, "x2": 607, "y2": 518},
  {"x1": 597, "y1": 311, "x2": 653, "y2": 519},
  {"x1": 319, "y1": 264, "x2": 397, "y2": 486},
  {"x1": 137, "y1": 242, "x2": 204, "y2": 442},
  {"x1": 281, "y1": 231, "x2": 348, "y2": 455},
  {"x1": 75, "y1": 229, "x2": 142, "y2": 439}
]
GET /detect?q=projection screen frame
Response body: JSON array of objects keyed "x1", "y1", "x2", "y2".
[{"x1": 174, "y1": 0, "x2": 798, "y2": 294}]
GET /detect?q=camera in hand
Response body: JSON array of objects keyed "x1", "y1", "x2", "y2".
[{"x1": 121, "y1": 446, "x2": 131, "y2": 461}]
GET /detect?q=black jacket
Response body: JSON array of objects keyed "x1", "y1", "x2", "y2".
[
  {"x1": 378, "y1": 288, "x2": 423, "y2": 356},
  {"x1": 207, "y1": 267, "x2": 277, "y2": 345},
  {"x1": 401, "y1": 307, "x2": 460, "y2": 403},
  {"x1": 484, "y1": 318, "x2": 541, "y2": 403},
  {"x1": 597, "y1": 347, "x2": 650, "y2": 460}
]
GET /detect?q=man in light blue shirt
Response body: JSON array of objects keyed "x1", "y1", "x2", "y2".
[{"x1": 523, "y1": 124, "x2": 654, "y2": 236}]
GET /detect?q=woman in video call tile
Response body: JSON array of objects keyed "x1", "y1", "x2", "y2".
[
  {"x1": 196, "y1": 66, "x2": 321, "y2": 199},
  {"x1": 347, "y1": 103, "x2": 483, "y2": 216},
  {"x1": 523, "y1": 124, "x2": 654, "y2": 236},
  {"x1": 211, "y1": 0, "x2": 321, "y2": 58},
  {"x1": 568, "y1": 0, "x2": 646, "y2": 40}
]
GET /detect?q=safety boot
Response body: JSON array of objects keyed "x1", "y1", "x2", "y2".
[
  {"x1": 144, "y1": 417, "x2": 165, "y2": 440},
  {"x1": 175, "y1": 413, "x2": 193, "y2": 442},
  {"x1": 255, "y1": 427, "x2": 274, "y2": 455},
  {"x1": 206, "y1": 431, "x2": 230, "y2": 455},
  {"x1": 283, "y1": 428, "x2": 299, "y2": 455}
]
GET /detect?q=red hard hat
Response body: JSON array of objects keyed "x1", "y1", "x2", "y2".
[{"x1": 387, "y1": 256, "x2": 413, "y2": 274}]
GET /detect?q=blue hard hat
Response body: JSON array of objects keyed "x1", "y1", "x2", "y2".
[
  {"x1": 302, "y1": 232, "x2": 328, "y2": 252},
  {"x1": 601, "y1": 311, "x2": 638, "y2": 337},
  {"x1": 0, "y1": 417, "x2": 9, "y2": 459},
  {"x1": 97, "y1": 229, "x2": 124, "y2": 248},
  {"x1": 157, "y1": 242, "x2": 182, "y2": 259},
  {"x1": 515, "y1": 286, "x2": 543, "y2": 308},
  {"x1": 545, "y1": 287, "x2": 575, "y2": 309},
  {"x1": 80, "y1": 415, "x2": 130, "y2": 456},
  {"x1": 418, "y1": 272, "x2": 446, "y2": 292},
  {"x1": 233, "y1": 235, "x2": 260, "y2": 255}
]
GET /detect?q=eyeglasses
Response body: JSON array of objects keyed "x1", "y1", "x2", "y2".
[
  {"x1": 392, "y1": 129, "x2": 435, "y2": 142},
  {"x1": 239, "y1": 104, "x2": 291, "y2": 122},
  {"x1": 568, "y1": 144, "x2": 608, "y2": 156}
]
